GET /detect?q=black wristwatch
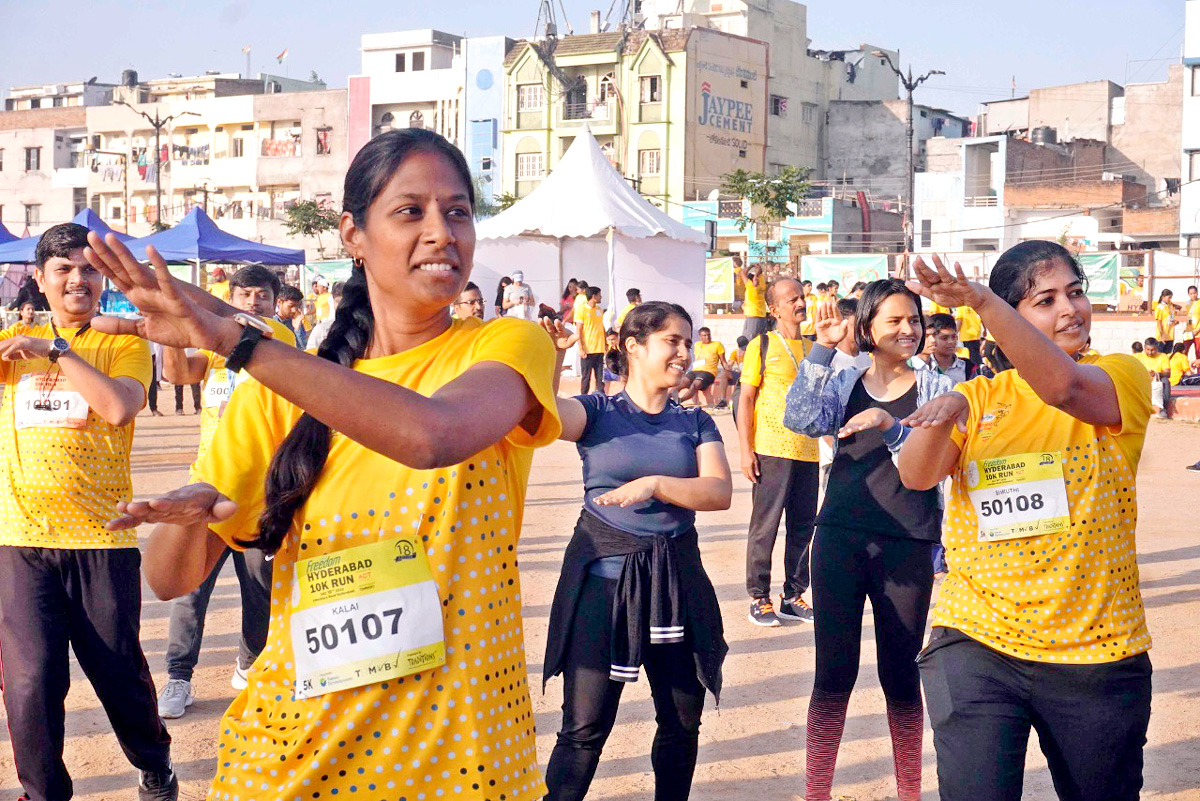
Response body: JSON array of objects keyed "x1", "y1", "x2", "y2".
[
  {"x1": 47, "y1": 337, "x2": 70, "y2": 364},
  {"x1": 225, "y1": 313, "x2": 275, "y2": 373}
]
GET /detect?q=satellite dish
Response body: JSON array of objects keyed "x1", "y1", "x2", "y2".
[{"x1": 707, "y1": 189, "x2": 720, "y2": 201}]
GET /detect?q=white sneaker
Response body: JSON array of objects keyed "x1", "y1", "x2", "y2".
[
  {"x1": 157, "y1": 679, "x2": 193, "y2": 719},
  {"x1": 231, "y1": 659, "x2": 249, "y2": 690}
]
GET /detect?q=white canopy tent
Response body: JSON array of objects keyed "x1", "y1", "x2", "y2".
[{"x1": 474, "y1": 127, "x2": 708, "y2": 328}]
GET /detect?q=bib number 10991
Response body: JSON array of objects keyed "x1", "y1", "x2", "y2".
[{"x1": 305, "y1": 608, "x2": 403, "y2": 653}]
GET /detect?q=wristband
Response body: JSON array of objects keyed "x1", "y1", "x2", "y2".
[{"x1": 225, "y1": 325, "x2": 265, "y2": 373}]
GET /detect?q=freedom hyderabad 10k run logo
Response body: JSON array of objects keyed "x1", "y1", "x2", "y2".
[{"x1": 698, "y1": 81, "x2": 754, "y2": 133}]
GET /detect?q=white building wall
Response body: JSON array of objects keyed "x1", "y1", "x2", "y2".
[{"x1": 1182, "y1": 0, "x2": 1200, "y2": 249}]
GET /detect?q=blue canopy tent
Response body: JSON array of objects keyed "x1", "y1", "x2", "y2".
[
  {"x1": 0, "y1": 222, "x2": 17, "y2": 246},
  {"x1": 0, "y1": 208, "x2": 133, "y2": 264},
  {"x1": 0, "y1": 210, "x2": 135, "y2": 306}
]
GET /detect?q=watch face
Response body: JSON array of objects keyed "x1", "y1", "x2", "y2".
[{"x1": 52, "y1": 338, "x2": 69, "y2": 352}]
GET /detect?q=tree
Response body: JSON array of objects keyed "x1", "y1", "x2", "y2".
[
  {"x1": 495, "y1": 192, "x2": 520, "y2": 213},
  {"x1": 309, "y1": 70, "x2": 323, "y2": 85},
  {"x1": 284, "y1": 199, "x2": 340, "y2": 255},
  {"x1": 472, "y1": 175, "x2": 502, "y2": 219},
  {"x1": 720, "y1": 165, "x2": 812, "y2": 233}
]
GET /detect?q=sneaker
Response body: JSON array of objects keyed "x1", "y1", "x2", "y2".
[
  {"x1": 748, "y1": 597, "x2": 781, "y2": 627},
  {"x1": 778, "y1": 595, "x2": 815, "y2": 623},
  {"x1": 1187, "y1": 461, "x2": 1200, "y2": 472},
  {"x1": 138, "y1": 767, "x2": 178, "y2": 801},
  {"x1": 156, "y1": 679, "x2": 193, "y2": 719},
  {"x1": 151, "y1": 409, "x2": 164, "y2": 417},
  {"x1": 231, "y1": 659, "x2": 249, "y2": 690}
]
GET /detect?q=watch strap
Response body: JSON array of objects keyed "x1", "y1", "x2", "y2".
[
  {"x1": 225, "y1": 325, "x2": 265, "y2": 373},
  {"x1": 47, "y1": 338, "x2": 70, "y2": 364}
]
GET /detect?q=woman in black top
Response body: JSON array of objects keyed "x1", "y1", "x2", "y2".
[{"x1": 783, "y1": 279, "x2": 954, "y2": 801}]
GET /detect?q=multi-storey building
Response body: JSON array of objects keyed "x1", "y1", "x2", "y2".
[
  {"x1": 500, "y1": 25, "x2": 769, "y2": 213},
  {"x1": 0, "y1": 71, "x2": 347, "y2": 259},
  {"x1": 1182, "y1": 0, "x2": 1200, "y2": 253},
  {"x1": 347, "y1": 30, "x2": 511, "y2": 208}
]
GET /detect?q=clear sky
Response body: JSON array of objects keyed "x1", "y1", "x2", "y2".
[{"x1": 0, "y1": 0, "x2": 1184, "y2": 117}]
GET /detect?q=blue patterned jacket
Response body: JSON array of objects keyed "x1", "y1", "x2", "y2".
[{"x1": 783, "y1": 343, "x2": 957, "y2": 463}]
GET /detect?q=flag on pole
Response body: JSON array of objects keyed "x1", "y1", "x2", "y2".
[
  {"x1": 242, "y1": 45, "x2": 251, "y2": 55},
  {"x1": 276, "y1": 48, "x2": 289, "y2": 64}
]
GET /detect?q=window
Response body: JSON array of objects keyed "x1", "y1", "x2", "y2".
[
  {"x1": 412, "y1": 52, "x2": 425, "y2": 71},
  {"x1": 0, "y1": 148, "x2": 4, "y2": 171},
  {"x1": 1190, "y1": 151, "x2": 1200, "y2": 181},
  {"x1": 770, "y1": 95, "x2": 787, "y2": 117},
  {"x1": 801, "y1": 103, "x2": 817, "y2": 124},
  {"x1": 316, "y1": 127, "x2": 332, "y2": 155},
  {"x1": 52, "y1": 97, "x2": 64, "y2": 107},
  {"x1": 73, "y1": 187, "x2": 86, "y2": 215},
  {"x1": 30, "y1": 98, "x2": 40, "y2": 109},
  {"x1": 640, "y1": 75, "x2": 662, "y2": 103},
  {"x1": 24, "y1": 147, "x2": 40, "y2": 171},
  {"x1": 232, "y1": 138, "x2": 245, "y2": 158},
  {"x1": 395, "y1": 53, "x2": 406, "y2": 73},
  {"x1": 24, "y1": 204, "x2": 40, "y2": 226},
  {"x1": 1192, "y1": 65, "x2": 1200, "y2": 97},
  {"x1": 480, "y1": 156, "x2": 493, "y2": 171},
  {"x1": 921, "y1": 219, "x2": 932, "y2": 249},
  {"x1": 516, "y1": 152, "x2": 544, "y2": 180},
  {"x1": 1188, "y1": 235, "x2": 1200, "y2": 258},
  {"x1": 517, "y1": 84, "x2": 544, "y2": 111},
  {"x1": 111, "y1": 204, "x2": 123, "y2": 220},
  {"x1": 638, "y1": 149, "x2": 661, "y2": 176},
  {"x1": 598, "y1": 72, "x2": 616, "y2": 102},
  {"x1": 409, "y1": 110, "x2": 425, "y2": 129}
]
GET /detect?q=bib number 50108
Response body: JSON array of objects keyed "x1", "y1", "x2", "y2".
[{"x1": 965, "y1": 452, "x2": 1071, "y2": 542}]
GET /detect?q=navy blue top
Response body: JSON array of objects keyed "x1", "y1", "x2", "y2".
[{"x1": 576, "y1": 392, "x2": 723, "y2": 538}]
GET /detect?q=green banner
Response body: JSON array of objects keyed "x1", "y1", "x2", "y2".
[
  {"x1": 800, "y1": 254, "x2": 889, "y2": 286},
  {"x1": 1078, "y1": 253, "x2": 1119, "y2": 305},
  {"x1": 705, "y1": 257, "x2": 734, "y2": 304}
]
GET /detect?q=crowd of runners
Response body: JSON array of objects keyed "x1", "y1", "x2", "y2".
[{"x1": 0, "y1": 127, "x2": 1161, "y2": 801}]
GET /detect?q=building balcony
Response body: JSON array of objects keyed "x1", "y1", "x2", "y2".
[
  {"x1": 965, "y1": 195, "x2": 998, "y2": 207},
  {"x1": 556, "y1": 99, "x2": 616, "y2": 131},
  {"x1": 1004, "y1": 179, "x2": 1146, "y2": 211}
]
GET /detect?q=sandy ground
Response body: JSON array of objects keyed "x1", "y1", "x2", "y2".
[{"x1": 1, "y1": 406, "x2": 1198, "y2": 801}]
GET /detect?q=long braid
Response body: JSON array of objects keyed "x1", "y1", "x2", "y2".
[{"x1": 245, "y1": 266, "x2": 374, "y2": 552}]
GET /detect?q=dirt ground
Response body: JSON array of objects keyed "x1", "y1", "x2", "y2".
[{"x1": 1, "y1": 407, "x2": 1198, "y2": 800}]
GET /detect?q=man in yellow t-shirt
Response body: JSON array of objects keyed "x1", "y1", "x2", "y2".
[
  {"x1": 1138, "y1": 338, "x2": 1171, "y2": 418},
  {"x1": 0, "y1": 223, "x2": 175, "y2": 800},
  {"x1": 800, "y1": 279, "x2": 817, "y2": 339},
  {"x1": 954, "y1": 304, "x2": 984, "y2": 366},
  {"x1": 740, "y1": 261, "x2": 770, "y2": 340},
  {"x1": 157, "y1": 264, "x2": 297, "y2": 719},
  {"x1": 680, "y1": 326, "x2": 727, "y2": 407},
  {"x1": 208, "y1": 266, "x2": 231, "y2": 302},
  {"x1": 614, "y1": 286, "x2": 641, "y2": 331},
  {"x1": 737, "y1": 277, "x2": 818, "y2": 627},
  {"x1": 310, "y1": 274, "x2": 333, "y2": 322},
  {"x1": 577, "y1": 286, "x2": 607, "y2": 394}
]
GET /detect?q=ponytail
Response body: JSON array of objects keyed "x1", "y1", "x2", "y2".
[{"x1": 245, "y1": 265, "x2": 375, "y2": 552}]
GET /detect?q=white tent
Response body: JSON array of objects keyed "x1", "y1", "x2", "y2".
[{"x1": 474, "y1": 126, "x2": 708, "y2": 328}]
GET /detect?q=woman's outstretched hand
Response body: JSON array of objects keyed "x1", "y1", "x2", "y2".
[
  {"x1": 906, "y1": 254, "x2": 990, "y2": 311},
  {"x1": 901, "y1": 391, "x2": 970, "y2": 431},
  {"x1": 594, "y1": 476, "x2": 658, "y2": 508},
  {"x1": 84, "y1": 232, "x2": 241, "y2": 354},
  {"x1": 108, "y1": 482, "x2": 238, "y2": 530},
  {"x1": 813, "y1": 301, "x2": 850, "y2": 348}
]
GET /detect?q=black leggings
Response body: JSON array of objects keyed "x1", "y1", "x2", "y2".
[
  {"x1": 545, "y1": 573, "x2": 706, "y2": 801},
  {"x1": 579, "y1": 353, "x2": 604, "y2": 395},
  {"x1": 811, "y1": 526, "x2": 934, "y2": 703}
]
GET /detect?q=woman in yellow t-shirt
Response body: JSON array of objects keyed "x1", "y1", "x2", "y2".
[
  {"x1": 898, "y1": 243, "x2": 1152, "y2": 801},
  {"x1": 1154, "y1": 288, "x2": 1178, "y2": 351},
  {"x1": 1186, "y1": 285, "x2": 1200, "y2": 357},
  {"x1": 7, "y1": 300, "x2": 37, "y2": 335},
  {"x1": 86, "y1": 129, "x2": 561, "y2": 801}
]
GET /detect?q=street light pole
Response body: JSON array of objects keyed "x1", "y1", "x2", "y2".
[
  {"x1": 872, "y1": 52, "x2": 944, "y2": 254},
  {"x1": 115, "y1": 101, "x2": 197, "y2": 229}
]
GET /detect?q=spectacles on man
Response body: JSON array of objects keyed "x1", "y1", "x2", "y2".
[{"x1": 455, "y1": 299, "x2": 485, "y2": 307}]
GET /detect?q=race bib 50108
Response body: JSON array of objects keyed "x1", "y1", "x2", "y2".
[
  {"x1": 965, "y1": 451, "x2": 1071, "y2": 542},
  {"x1": 289, "y1": 537, "x2": 445, "y2": 700}
]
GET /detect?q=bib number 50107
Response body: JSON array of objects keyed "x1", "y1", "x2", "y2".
[{"x1": 305, "y1": 608, "x2": 403, "y2": 653}]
